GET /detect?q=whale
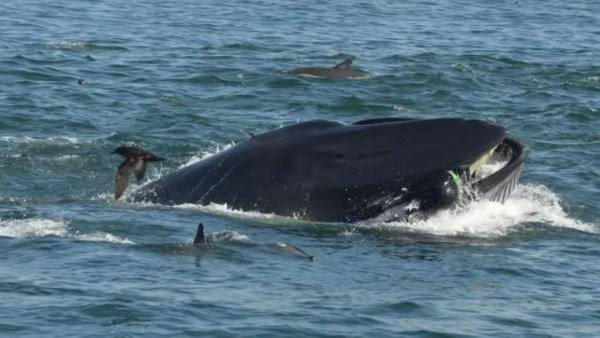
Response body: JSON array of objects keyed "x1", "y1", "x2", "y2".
[
  {"x1": 129, "y1": 118, "x2": 527, "y2": 223},
  {"x1": 290, "y1": 58, "x2": 366, "y2": 79}
]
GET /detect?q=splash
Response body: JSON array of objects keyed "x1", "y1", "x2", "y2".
[
  {"x1": 177, "y1": 141, "x2": 236, "y2": 169},
  {"x1": 173, "y1": 203, "x2": 286, "y2": 223},
  {"x1": 0, "y1": 218, "x2": 134, "y2": 244},
  {"x1": 95, "y1": 143, "x2": 237, "y2": 203},
  {"x1": 94, "y1": 159, "x2": 173, "y2": 203},
  {"x1": 0, "y1": 219, "x2": 68, "y2": 238},
  {"x1": 369, "y1": 184, "x2": 596, "y2": 238},
  {"x1": 125, "y1": 179, "x2": 595, "y2": 238},
  {"x1": 193, "y1": 185, "x2": 596, "y2": 238},
  {"x1": 56, "y1": 154, "x2": 80, "y2": 161},
  {"x1": 74, "y1": 232, "x2": 134, "y2": 244},
  {"x1": 208, "y1": 229, "x2": 251, "y2": 243}
]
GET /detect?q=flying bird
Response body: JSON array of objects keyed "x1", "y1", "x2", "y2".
[{"x1": 112, "y1": 145, "x2": 164, "y2": 200}]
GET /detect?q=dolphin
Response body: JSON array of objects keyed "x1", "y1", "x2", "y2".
[
  {"x1": 193, "y1": 223, "x2": 207, "y2": 245},
  {"x1": 290, "y1": 58, "x2": 365, "y2": 79},
  {"x1": 192, "y1": 223, "x2": 316, "y2": 261},
  {"x1": 112, "y1": 145, "x2": 164, "y2": 200}
]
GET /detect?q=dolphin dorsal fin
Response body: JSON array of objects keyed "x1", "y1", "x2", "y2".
[
  {"x1": 194, "y1": 223, "x2": 206, "y2": 245},
  {"x1": 333, "y1": 58, "x2": 352, "y2": 70}
]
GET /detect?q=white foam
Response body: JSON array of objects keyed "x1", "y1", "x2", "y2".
[
  {"x1": 0, "y1": 196, "x2": 27, "y2": 203},
  {"x1": 0, "y1": 136, "x2": 81, "y2": 144},
  {"x1": 585, "y1": 76, "x2": 600, "y2": 83},
  {"x1": 0, "y1": 219, "x2": 68, "y2": 238},
  {"x1": 74, "y1": 231, "x2": 134, "y2": 244},
  {"x1": 96, "y1": 143, "x2": 238, "y2": 202},
  {"x1": 91, "y1": 192, "x2": 113, "y2": 202},
  {"x1": 130, "y1": 199, "x2": 311, "y2": 226},
  {"x1": 178, "y1": 142, "x2": 236, "y2": 169},
  {"x1": 0, "y1": 218, "x2": 134, "y2": 244},
  {"x1": 46, "y1": 41, "x2": 88, "y2": 50},
  {"x1": 128, "y1": 180, "x2": 596, "y2": 238},
  {"x1": 173, "y1": 202, "x2": 281, "y2": 221},
  {"x1": 56, "y1": 154, "x2": 80, "y2": 161},
  {"x1": 368, "y1": 184, "x2": 597, "y2": 238},
  {"x1": 208, "y1": 230, "x2": 251, "y2": 242}
]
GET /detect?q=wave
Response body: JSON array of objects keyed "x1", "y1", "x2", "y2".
[
  {"x1": 0, "y1": 219, "x2": 133, "y2": 244},
  {"x1": 45, "y1": 40, "x2": 128, "y2": 51},
  {"x1": 55, "y1": 154, "x2": 80, "y2": 161},
  {"x1": 368, "y1": 184, "x2": 596, "y2": 238},
  {"x1": 177, "y1": 141, "x2": 236, "y2": 169},
  {"x1": 208, "y1": 229, "x2": 251, "y2": 243},
  {"x1": 0, "y1": 135, "x2": 82, "y2": 144}
]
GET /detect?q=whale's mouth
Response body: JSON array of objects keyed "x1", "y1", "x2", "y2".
[
  {"x1": 441, "y1": 137, "x2": 528, "y2": 208},
  {"x1": 468, "y1": 137, "x2": 528, "y2": 203},
  {"x1": 372, "y1": 137, "x2": 528, "y2": 223},
  {"x1": 350, "y1": 117, "x2": 527, "y2": 206}
]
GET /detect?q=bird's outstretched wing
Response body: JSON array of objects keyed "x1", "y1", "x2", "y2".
[
  {"x1": 113, "y1": 145, "x2": 165, "y2": 199},
  {"x1": 115, "y1": 158, "x2": 136, "y2": 199}
]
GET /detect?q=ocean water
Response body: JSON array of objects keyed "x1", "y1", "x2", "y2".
[{"x1": 1, "y1": 0, "x2": 600, "y2": 337}]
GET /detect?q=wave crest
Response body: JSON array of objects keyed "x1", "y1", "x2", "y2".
[
  {"x1": 372, "y1": 184, "x2": 596, "y2": 238},
  {"x1": 0, "y1": 218, "x2": 134, "y2": 244}
]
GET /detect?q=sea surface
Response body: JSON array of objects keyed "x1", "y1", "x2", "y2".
[{"x1": 1, "y1": 0, "x2": 600, "y2": 337}]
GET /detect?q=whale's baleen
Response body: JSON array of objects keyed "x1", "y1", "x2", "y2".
[
  {"x1": 290, "y1": 58, "x2": 364, "y2": 79},
  {"x1": 113, "y1": 146, "x2": 164, "y2": 200},
  {"x1": 131, "y1": 118, "x2": 527, "y2": 222}
]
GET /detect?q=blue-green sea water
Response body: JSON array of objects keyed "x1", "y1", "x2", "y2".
[{"x1": 1, "y1": 0, "x2": 600, "y2": 337}]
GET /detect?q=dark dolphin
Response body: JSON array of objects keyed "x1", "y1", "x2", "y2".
[
  {"x1": 129, "y1": 118, "x2": 525, "y2": 222},
  {"x1": 112, "y1": 146, "x2": 164, "y2": 199},
  {"x1": 290, "y1": 58, "x2": 366, "y2": 79},
  {"x1": 192, "y1": 224, "x2": 316, "y2": 261},
  {"x1": 193, "y1": 223, "x2": 207, "y2": 245}
]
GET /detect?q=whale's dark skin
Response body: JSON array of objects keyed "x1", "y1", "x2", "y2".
[
  {"x1": 290, "y1": 58, "x2": 365, "y2": 79},
  {"x1": 131, "y1": 118, "x2": 506, "y2": 222}
]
